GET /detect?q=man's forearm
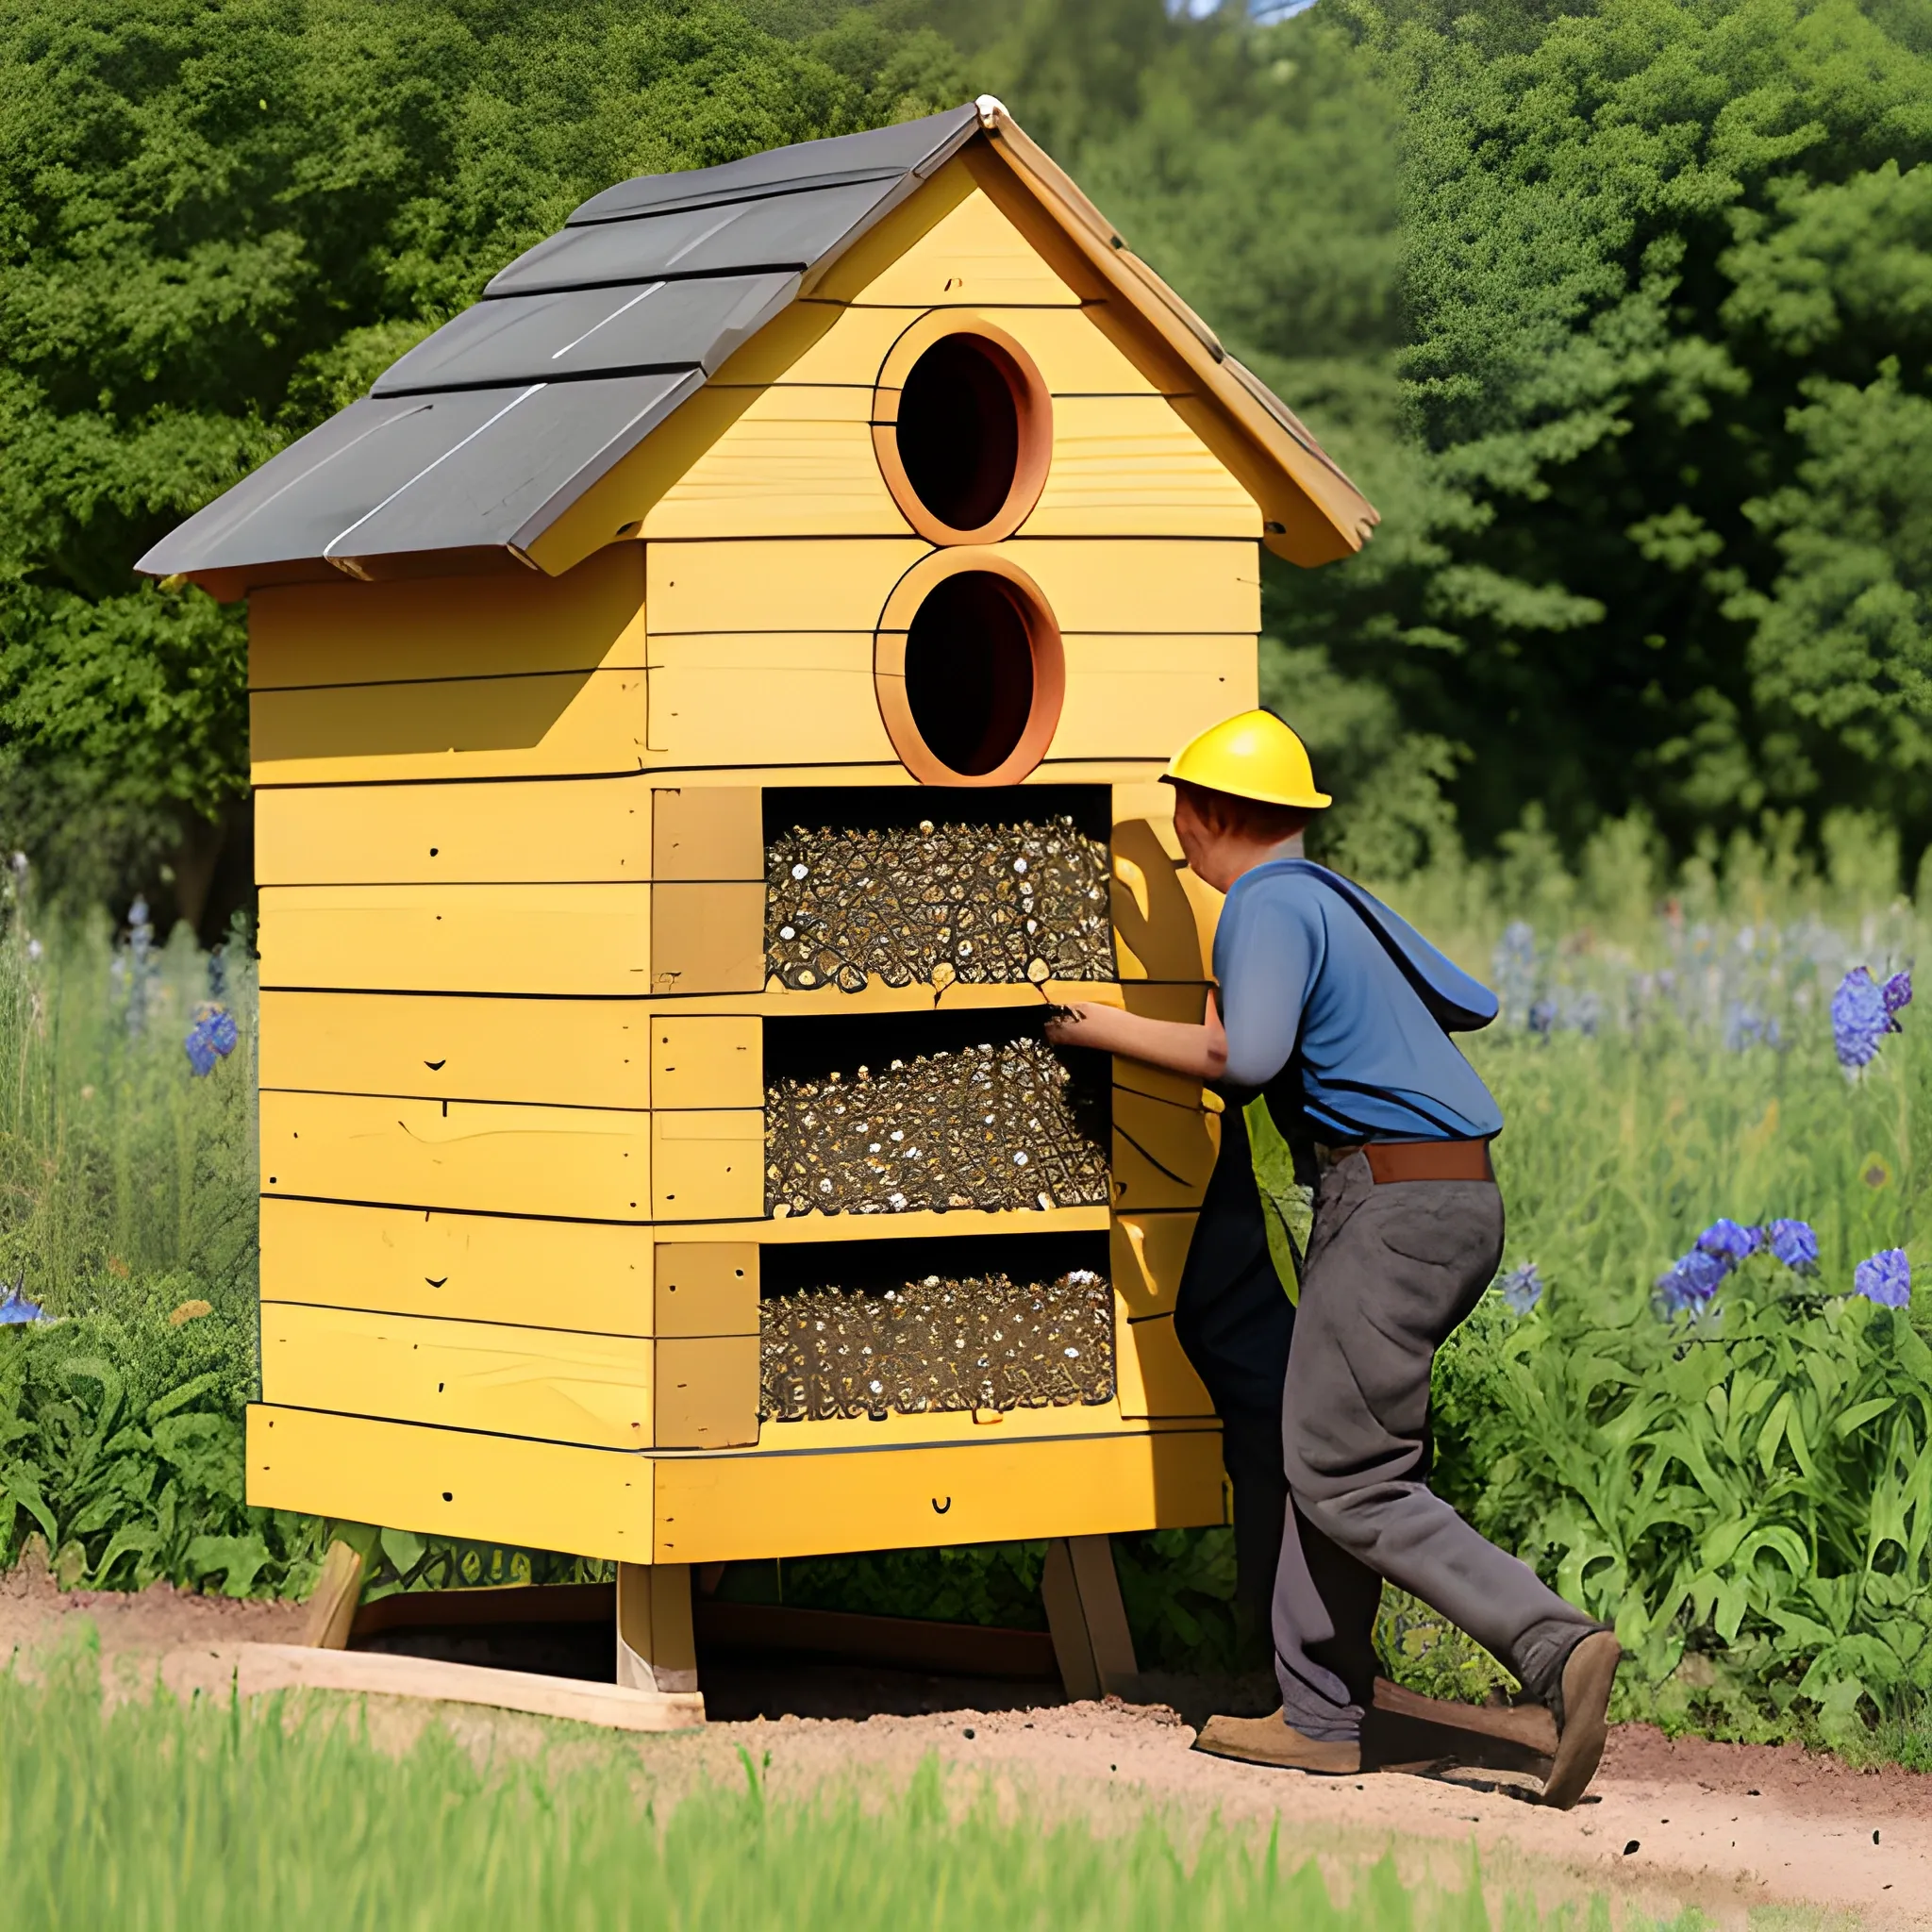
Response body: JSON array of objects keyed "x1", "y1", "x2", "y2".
[{"x1": 1044, "y1": 1004, "x2": 1226, "y2": 1080}]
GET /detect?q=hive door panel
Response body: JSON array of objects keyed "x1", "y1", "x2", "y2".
[
  {"x1": 1110, "y1": 1211, "x2": 1200, "y2": 1320},
  {"x1": 645, "y1": 638, "x2": 891, "y2": 766},
  {"x1": 1114, "y1": 1310, "x2": 1216, "y2": 1422},
  {"x1": 248, "y1": 1406, "x2": 654, "y2": 1563},
  {"x1": 261, "y1": 1303, "x2": 655, "y2": 1450},
  {"x1": 649, "y1": 1017, "x2": 762, "y2": 1110},
  {"x1": 261, "y1": 1091, "x2": 650, "y2": 1221},
  {"x1": 650, "y1": 882, "x2": 764, "y2": 992},
  {"x1": 257, "y1": 776, "x2": 653, "y2": 885},
  {"x1": 250, "y1": 669, "x2": 650, "y2": 787},
  {"x1": 261, "y1": 1199, "x2": 652, "y2": 1331},
  {"x1": 652, "y1": 1428, "x2": 1225, "y2": 1564},
  {"x1": 1109, "y1": 787, "x2": 1220, "y2": 984},
  {"x1": 651, "y1": 786, "x2": 763, "y2": 880},
  {"x1": 1055, "y1": 637, "x2": 1256, "y2": 762},
  {"x1": 259, "y1": 884, "x2": 652, "y2": 995},
  {"x1": 654, "y1": 1242, "x2": 759, "y2": 1337},
  {"x1": 655, "y1": 1336, "x2": 760, "y2": 1449},
  {"x1": 259, "y1": 991, "x2": 651, "y2": 1110},
  {"x1": 247, "y1": 545, "x2": 647, "y2": 690},
  {"x1": 1111, "y1": 1089, "x2": 1218, "y2": 1213},
  {"x1": 651, "y1": 1110, "x2": 763, "y2": 1221}
]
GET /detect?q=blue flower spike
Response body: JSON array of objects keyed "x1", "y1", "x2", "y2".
[
  {"x1": 1767, "y1": 1218, "x2": 1819, "y2": 1270},
  {"x1": 1854, "y1": 1249, "x2": 1911, "y2": 1309},
  {"x1": 1498, "y1": 1262, "x2": 1543, "y2": 1315},
  {"x1": 1834, "y1": 967, "x2": 1904, "y2": 1070},
  {"x1": 0, "y1": 1284, "x2": 47, "y2": 1325}
]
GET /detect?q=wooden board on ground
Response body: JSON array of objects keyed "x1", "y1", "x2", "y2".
[{"x1": 228, "y1": 1641, "x2": 706, "y2": 1731}]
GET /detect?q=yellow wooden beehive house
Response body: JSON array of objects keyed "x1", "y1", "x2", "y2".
[{"x1": 142, "y1": 99, "x2": 1375, "y2": 1701}]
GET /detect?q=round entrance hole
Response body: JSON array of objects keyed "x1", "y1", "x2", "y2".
[
  {"x1": 874, "y1": 320, "x2": 1052, "y2": 545},
  {"x1": 874, "y1": 555, "x2": 1065, "y2": 787}
]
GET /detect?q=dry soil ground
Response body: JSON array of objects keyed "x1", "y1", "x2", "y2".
[{"x1": 5, "y1": 1566, "x2": 1928, "y2": 1928}]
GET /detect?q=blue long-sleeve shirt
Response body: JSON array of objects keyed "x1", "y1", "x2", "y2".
[{"x1": 1212, "y1": 859, "x2": 1503, "y2": 1144}]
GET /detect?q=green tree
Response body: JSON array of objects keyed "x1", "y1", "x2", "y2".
[{"x1": 0, "y1": 0, "x2": 964, "y2": 927}]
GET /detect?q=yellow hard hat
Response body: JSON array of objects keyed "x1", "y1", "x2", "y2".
[{"x1": 1164, "y1": 709, "x2": 1331, "y2": 809}]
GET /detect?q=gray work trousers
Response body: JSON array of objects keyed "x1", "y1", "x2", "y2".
[{"x1": 1273, "y1": 1151, "x2": 1599, "y2": 1740}]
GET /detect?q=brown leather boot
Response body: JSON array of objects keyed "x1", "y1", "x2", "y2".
[
  {"x1": 1193, "y1": 1709, "x2": 1361, "y2": 1774},
  {"x1": 1539, "y1": 1630, "x2": 1622, "y2": 1809}
]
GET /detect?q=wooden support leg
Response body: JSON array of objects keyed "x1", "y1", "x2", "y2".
[
  {"x1": 616, "y1": 1562, "x2": 702, "y2": 1707},
  {"x1": 1041, "y1": 1535, "x2": 1140, "y2": 1702},
  {"x1": 300, "y1": 1539, "x2": 366, "y2": 1650}
]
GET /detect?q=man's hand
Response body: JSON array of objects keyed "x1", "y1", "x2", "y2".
[{"x1": 1044, "y1": 996, "x2": 1227, "y2": 1081}]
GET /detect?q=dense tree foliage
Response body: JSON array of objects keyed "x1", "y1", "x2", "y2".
[{"x1": 7, "y1": 0, "x2": 1932, "y2": 912}]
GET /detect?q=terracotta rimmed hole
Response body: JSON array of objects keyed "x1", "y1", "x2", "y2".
[
  {"x1": 874, "y1": 316, "x2": 1052, "y2": 546},
  {"x1": 874, "y1": 553, "x2": 1064, "y2": 788}
]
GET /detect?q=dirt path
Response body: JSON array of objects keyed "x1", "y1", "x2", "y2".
[{"x1": 7, "y1": 1569, "x2": 1928, "y2": 1927}]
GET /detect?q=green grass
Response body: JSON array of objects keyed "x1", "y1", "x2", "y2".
[{"x1": 0, "y1": 1654, "x2": 1690, "y2": 1932}]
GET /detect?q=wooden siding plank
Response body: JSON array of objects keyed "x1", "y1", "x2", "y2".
[
  {"x1": 260, "y1": 1198, "x2": 653, "y2": 1332},
  {"x1": 655, "y1": 1336, "x2": 759, "y2": 1450},
  {"x1": 649, "y1": 1017, "x2": 761, "y2": 1111},
  {"x1": 258, "y1": 991, "x2": 652, "y2": 1109},
  {"x1": 840, "y1": 186, "x2": 1083, "y2": 309},
  {"x1": 646, "y1": 538, "x2": 1258, "y2": 637},
  {"x1": 645, "y1": 635, "x2": 891, "y2": 766},
  {"x1": 1026, "y1": 395, "x2": 1259, "y2": 538},
  {"x1": 247, "y1": 1405, "x2": 655, "y2": 1563},
  {"x1": 650, "y1": 1109, "x2": 763, "y2": 1222},
  {"x1": 257, "y1": 775, "x2": 654, "y2": 885},
  {"x1": 260, "y1": 1091, "x2": 652, "y2": 1221},
  {"x1": 635, "y1": 391, "x2": 1254, "y2": 542},
  {"x1": 260, "y1": 1303, "x2": 655, "y2": 1450},
  {"x1": 726, "y1": 301, "x2": 1163, "y2": 395},
  {"x1": 655, "y1": 1242, "x2": 758, "y2": 1338},
  {"x1": 1055, "y1": 634, "x2": 1255, "y2": 761},
  {"x1": 249, "y1": 544, "x2": 644, "y2": 690},
  {"x1": 258, "y1": 883, "x2": 650, "y2": 995},
  {"x1": 250, "y1": 666, "x2": 649, "y2": 788},
  {"x1": 653, "y1": 1425, "x2": 1225, "y2": 1563}
]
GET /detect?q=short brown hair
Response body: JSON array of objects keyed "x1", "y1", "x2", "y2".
[{"x1": 1169, "y1": 778, "x2": 1314, "y2": 842}]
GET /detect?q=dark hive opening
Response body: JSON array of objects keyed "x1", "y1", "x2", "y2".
[
  {"x1": 903, "y1": 571, "x2": 1037, "y2": 778},
  {"x1": 894, "y1": 333, "x2": 1024, "y2": 533}
]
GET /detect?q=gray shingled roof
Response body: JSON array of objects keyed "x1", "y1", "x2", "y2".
[{"x1": 138, "y1": 105, "x2": 982, "y2": 590}]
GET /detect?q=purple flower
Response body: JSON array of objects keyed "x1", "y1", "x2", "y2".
[
  {"x1": 1767, "y1": 1219, "x2": 1819, "y2": 1270},
  {"x1": 1498, "y1": 1263, "x2": 1543, "y2": 1315},
  {"x1": 1853, "y1": 1249, "x2": 1911, "y2": 1309},
  {"x1": 0, "y1": 1284, "x2": 47, "y2": 1325},
  {"x1": 1696, "y1": 1219, "x2": 1760, "y2": 1262},
  {"x1": 1833, "y1": 967, "x2": 1897, "y2": 1069},
  {"x1": 206, "y1": 1008, "x2": 238, "y2": 1057},
  {"x1": 1883, "y1": 970, "x2": 1913, "y2": 1015},
  {"x1": 1656, "y1": 1247, "x2": 1727, "y2": 1317}
]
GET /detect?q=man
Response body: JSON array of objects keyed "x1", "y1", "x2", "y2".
[{"x1": 1046, "y1": 710, "x2": 1619, "y2": 1809}]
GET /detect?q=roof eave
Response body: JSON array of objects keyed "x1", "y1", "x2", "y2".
[{"x1": 967, "y1": 97, "x2": 1379, "y2": 568}]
